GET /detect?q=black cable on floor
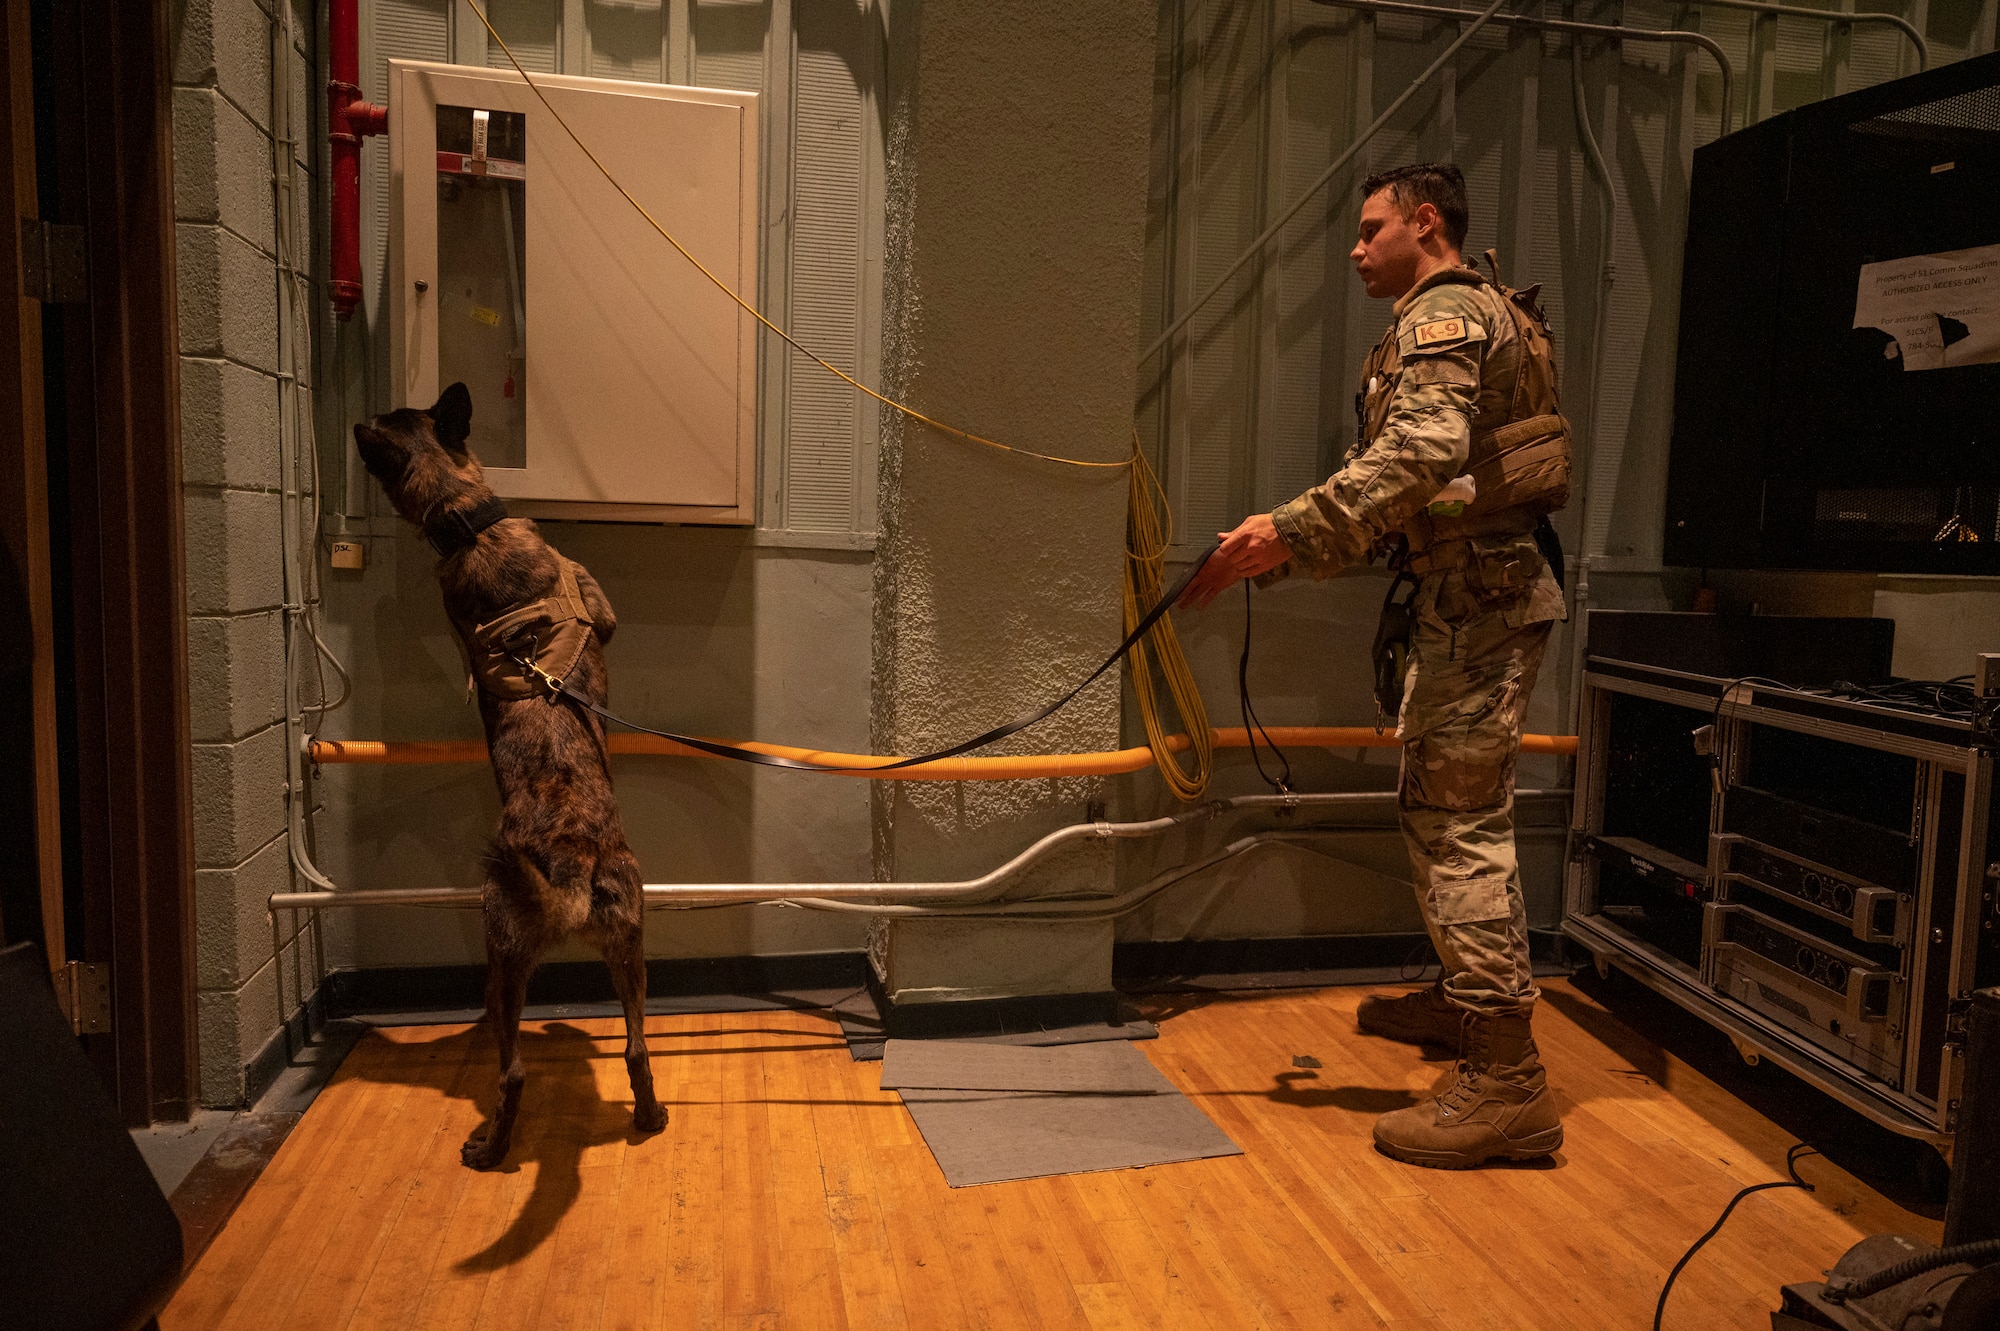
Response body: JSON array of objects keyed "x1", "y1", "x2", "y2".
[
  {"x1": 1239, "y1": 580, "x2": 1292, "y2": 794},
  {"x1": 1653, "y1": 1143, "x2": 1817, "y2": 1331}
]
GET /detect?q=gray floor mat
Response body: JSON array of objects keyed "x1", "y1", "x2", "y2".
[{"x1": 893, "y1": 1041, "x2": 1241, "y2": 1187}]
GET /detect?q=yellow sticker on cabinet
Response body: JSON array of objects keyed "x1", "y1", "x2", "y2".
[
  {"x1": 467, "y1": 303, "x2": 502, "y2": 327},
  {"x1": 1412, "y1": 317, "x2": 1467, "y2": 347}
]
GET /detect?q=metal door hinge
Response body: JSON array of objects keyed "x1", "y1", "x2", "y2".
[
  {"x1": 20, "y1": 218, "x2": 88, "y2": 304},
  {"x1": 54, "y1": 961, "x2": 111, "y2": 1035}
]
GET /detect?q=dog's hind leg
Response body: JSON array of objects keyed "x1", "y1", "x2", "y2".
[
  {"x1": 462, "y1": 939, "x2": 534, "y2": 1170},
  {"x1": 600, "y1": 919, "x2": 666, "y2": 1134}
]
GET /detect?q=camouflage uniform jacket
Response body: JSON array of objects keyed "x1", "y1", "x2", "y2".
[{"x1": 1264, "y1": 265, "x2": 1564, "y2": 625}]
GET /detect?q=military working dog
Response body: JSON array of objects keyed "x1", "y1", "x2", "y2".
[{"x1": 353, "y1": 383, "x2": 665, "y2": 1170}]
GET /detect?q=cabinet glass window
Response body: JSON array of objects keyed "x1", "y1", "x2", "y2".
[{"x1": 436, "y1": 105, "x2": 528, "y2": 469}]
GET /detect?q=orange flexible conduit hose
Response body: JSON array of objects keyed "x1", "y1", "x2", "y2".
[{"x1": 310, "y1": 727, "x2": 1576, "y2": 778}]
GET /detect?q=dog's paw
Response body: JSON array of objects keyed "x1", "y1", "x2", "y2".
[
  {"x1": 632, "y1": 1100, "x2": 668, "y2": 1134},
  {"x1": 461, "y1": 1127, "x2": 511, "y2": 1170}
]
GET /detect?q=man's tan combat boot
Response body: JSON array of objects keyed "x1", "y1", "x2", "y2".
[
  {"x1": 1356, "y1": 982, "x2": 1463, "y2": 1051},
  {"x1": 1371, "y1": 1012, "x2": 1563, "y2": 1169}
]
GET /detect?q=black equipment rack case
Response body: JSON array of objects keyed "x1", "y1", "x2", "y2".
[{"x1": 1566, "y1": 615, "x2": 1999, "y2": 1152}]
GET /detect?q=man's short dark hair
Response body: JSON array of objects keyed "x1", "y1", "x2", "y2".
[{"x1": 1361, "y1": 163, "x2": 1468, "y2": 250}]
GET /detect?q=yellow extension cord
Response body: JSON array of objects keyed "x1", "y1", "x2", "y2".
[
  {"x1": 1124, "y1": 439, "x2": 1213, "y2": 799},
  {"x1": 460, "y1": 0, "x2": 1212, "y2": 797}
]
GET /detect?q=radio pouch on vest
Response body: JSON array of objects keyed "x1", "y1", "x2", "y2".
[{"x1": 1372, "y1": 569, "x2": 1417, "y2": 725}]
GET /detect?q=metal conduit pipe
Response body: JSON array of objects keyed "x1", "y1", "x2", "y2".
[
  {"x1": 1690, "y1": 0, "x2": 1927, "y2": 71},
  {"x1": 1564, "y1": 20, "x2": 1619, "y2": 738},
  {"x1": 1136, "y1": 0, "x2": 1747, "y2": 392},
  {"x1": 785, "y1": 832, "x2": 1364, "y2": 921},
  {"x1": 1301, "y1": 1, "x2": 1736, "y2": 136},
  {"x1": 267, "y1": 788, "x2": 1570, "y2": 913},
  {"x1": 785, "y1": 826, "x2": 1562, "y2": 921}
]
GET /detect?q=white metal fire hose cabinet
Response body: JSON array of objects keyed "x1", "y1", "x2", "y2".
[{"x1": 389, "y1": 61, "x2": 759, "y2": 523}]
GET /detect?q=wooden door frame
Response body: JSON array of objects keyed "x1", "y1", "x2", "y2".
[
  {"x1": 2, "y1": 0, "x2": 64, "y2": 969},
  {"x1": 9, "y1": 0, "x2": 199, "y2": 1125}
]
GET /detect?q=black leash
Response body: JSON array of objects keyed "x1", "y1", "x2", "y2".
[
  {"x1": 541, "y1": 543, "x2": 1223, "y2": 774},
  {"x1": 1239, "y1": 580, "x2": 1291, "y2": 793}
]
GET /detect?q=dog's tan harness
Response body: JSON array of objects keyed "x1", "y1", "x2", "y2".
[{"x1": 452, "y1": 558, "x2": 595, "y2": 701}]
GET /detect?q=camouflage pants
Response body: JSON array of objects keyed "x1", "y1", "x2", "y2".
[{"x1": 1396, "y1": 554, "x2": 1556, "y2": 1019}]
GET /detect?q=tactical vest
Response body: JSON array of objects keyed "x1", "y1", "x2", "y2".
[
  {"x1": 1353, "y1": 252, "x2": 1571, "y2": 555},
  {"x1": 452, "y1": 557, "x2": 596, "y2": 701}
]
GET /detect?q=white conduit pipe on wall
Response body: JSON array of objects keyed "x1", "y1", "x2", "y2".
[
  {"x1": 1300, "y1": 0, "x2": 1737, "y2": 136},
  {"x1": 270, "y1": 0, "x2": 344, "y2": 1044},
  {"x1": 1137, "y1": 0, "x2": 1772, "y2": 374},
  {"x1": 1564, "y1": 17, "x2": 1619, "y2": 737},
  {"x1": 268, "y1": 788, "x2": 1570, "y2": 916},
  {"x1": 1693, "y1": 0, "x2": 1927, "y2": 70}
]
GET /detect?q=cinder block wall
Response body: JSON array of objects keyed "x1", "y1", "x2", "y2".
[{"x1": 171, "y1": 0, "x2": 318, "y2": 1107}]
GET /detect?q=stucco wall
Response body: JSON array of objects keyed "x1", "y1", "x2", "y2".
[{"x1": 870, "y1": 0, "x2": 1159, "y2": 884}]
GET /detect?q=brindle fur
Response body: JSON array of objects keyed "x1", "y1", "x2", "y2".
[{"x1": 353, "y1": 383, "x2": 665, "y2": 1170}]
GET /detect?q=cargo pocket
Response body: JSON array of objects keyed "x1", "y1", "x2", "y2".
[
  {"x1": 1429, "y1": 873, "x2": 1512, "y2": 926},
  {"x1": 1463, "y1": 549, "x2": 1531, "y2": 625}
]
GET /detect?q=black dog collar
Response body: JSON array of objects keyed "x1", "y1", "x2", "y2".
[{"x1": 424, "y1": 494, "x2": 511, "y2": 557}]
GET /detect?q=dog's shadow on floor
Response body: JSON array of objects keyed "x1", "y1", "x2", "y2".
[
  {"x1": 338, "y1": 1021, "x2": 671, "y2": 1273},
  {"x1": 447, "y1": 1021, "x2": 650, "y2": 1275},
  {"x1": 344, "y1": 1016, "x2": 854, "y2": 1274}
]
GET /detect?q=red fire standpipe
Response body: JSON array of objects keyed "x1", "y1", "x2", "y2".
[{"x1": 329, "y1": 0, "x2": 389, "y2": 320}]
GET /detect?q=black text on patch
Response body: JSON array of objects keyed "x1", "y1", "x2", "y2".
[{"x1": 1412, "y1": 318, "x2": 1467, "y2": 347}]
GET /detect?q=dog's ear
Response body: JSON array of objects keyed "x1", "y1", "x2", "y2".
[{"x1": 430, "y1": 382, "x2": 474, "y2": 455}]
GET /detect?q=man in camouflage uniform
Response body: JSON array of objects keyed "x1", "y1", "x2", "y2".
[{"x1": 1180, "y1": 163, "x2": 1568, "y2": 1169}]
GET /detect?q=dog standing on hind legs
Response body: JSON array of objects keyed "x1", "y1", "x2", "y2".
[{"x1": 353, "y1": 382, "x2": 666, "y2": 1169}]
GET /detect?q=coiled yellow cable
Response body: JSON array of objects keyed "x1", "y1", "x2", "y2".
[{"x1": 1124, "y1": 435, "x2": 1212, "y2": 800}]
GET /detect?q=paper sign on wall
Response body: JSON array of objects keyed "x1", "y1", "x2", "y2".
[{"x1": 1853, "y1": 243, "x2": 2000, "y2": 371}]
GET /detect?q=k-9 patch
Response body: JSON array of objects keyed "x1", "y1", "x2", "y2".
[{"x1": 1412, "y1": 316, "x2": 1481, "y2": 347}]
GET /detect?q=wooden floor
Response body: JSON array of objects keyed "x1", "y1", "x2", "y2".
[{"x1": 163, "y1": 979, "x2": 1939, "y2": 1331}]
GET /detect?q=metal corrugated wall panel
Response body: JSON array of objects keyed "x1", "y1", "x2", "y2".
[
  {"x1": 1182, "y1": 0, "x2": 1268, "y2": 535},
  {"x1": 365, "y1": 0, "x2": 450, "y2": 329},
  {"x1": 1145, "y1": 0, "x2": 1979, "y2": 571},
  {"x1": 482, "y1": 0, "x2": 559, "y2": 72},
  {"x1": 692, "y1": 0, "x2": 765, "y2": 92},
  {"x1": 784, "y1": 20, "x2": 867, "y2": 532},
  {"x1": 588, "y1": 0, "x2": 665, "y2": 82},
  {"x1": 1269, "y1": 27, "x2": 1344, "y2": 508}
]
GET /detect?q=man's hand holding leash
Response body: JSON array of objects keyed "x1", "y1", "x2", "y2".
[{"x1": 1177, "y1": 514, "x2": 1291, "y2": 610}]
